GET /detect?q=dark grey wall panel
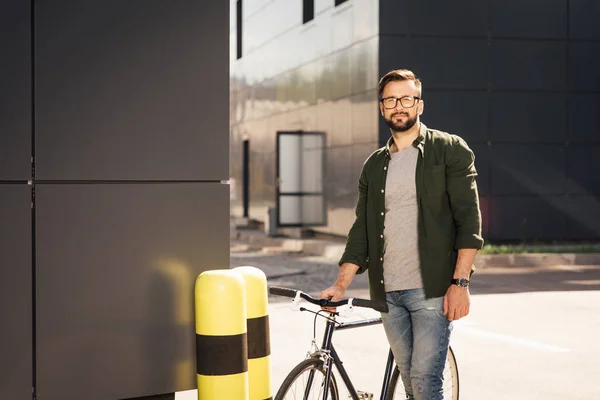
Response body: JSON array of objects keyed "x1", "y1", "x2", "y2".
[
  {"x1": 490, "y1": 144, "x2": 566, "y2": 195},
  {"x1": 470, "y1": 144, "x2": 490, "y2": 196},
  {"x1": 568, "y1": 42, "x2": 600, "y2": 91},
  {"x1": 491, "y1": 93, "x2": 565, "y2": 143},
  {"x1": 566, "y1": 145, "x2": 600, "y2": 196},
  {"x1": 410, "y1": 0, "x2": 487, "y2": 37},
  {"x1": 0, "y1": 0, "x2": 31, "y2": 180},
  {"x1": 406, "y1": 38, "x2": 488, "y2": 89},
  {"x1": 0, "y1": 185, "x2": 32, "y2": 400},
  {"x1": 568, "y1": 94, "x2": 600, "y2": 142},
  {"x1": 490, "y1": 196, "x2": 568, "y2": 241},
  {"x1": 491, "y1": 0, "x2": 567, "y2": 39},
  {"x1": 491, "y1": 41, "x2": 565, "y2": 91},
  {"x1": 379, "y1": 0, "x2": 408, "y2": 35},
  {"x1": 566, "y1": 196, "x2": 600, "y2": 239},
  {"x1": 570, "y1": 0, "x2": 600, "y2": 40},
  {"x1": 35, "y1": 1, "x2": 229, "y2": 181},
  {"x1": 36, "y1": 183, "x2": 229, "y2": 400},
  {"x1": 424, "y1": 92, "x2": 488, "y2": 144},
  {"x1": 378, "y1": 36, "x2": 409, "y2": 78}
]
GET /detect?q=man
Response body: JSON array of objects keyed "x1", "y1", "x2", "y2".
[{"x1": 320, "y1": 69, "x2": 484, "y2": 400}]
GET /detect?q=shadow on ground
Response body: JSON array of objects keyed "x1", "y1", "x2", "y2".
[{"x1": 231, "y1": 243, "x2": 600, "y2": 300}]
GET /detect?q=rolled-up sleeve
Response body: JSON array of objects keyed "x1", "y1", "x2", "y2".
[
  {"x1": 446, "y1": 137, "x2": 484, "y2": 250},
  {"x1": 339, "y1": 161, "x2": 370, "y2": 273}
]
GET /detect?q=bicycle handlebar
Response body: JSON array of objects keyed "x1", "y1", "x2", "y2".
[{"x1": 269, "y1": 286, "x2": 389, "y2": 313}]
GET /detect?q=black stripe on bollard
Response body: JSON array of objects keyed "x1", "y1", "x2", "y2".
[
  {"x1": 247, "y1": 315, "x2": 270, "y2": 359},
  {"x1": 196, "y1": 333, "x2": 248, "y2": 375}
]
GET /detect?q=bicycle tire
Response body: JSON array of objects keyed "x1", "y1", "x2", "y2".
[
  {"x1": 385, "y1": 346, "x2": 459, "y2": 400},
  {"x1": 275, "y1": 357, "x2": 339, "y2": 400}
]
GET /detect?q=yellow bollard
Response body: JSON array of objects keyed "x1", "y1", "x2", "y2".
[
  {"x1": 233, "y1": 266, "x2": 272, "y2": 400},
  {"x1": 195, "y1": 270, "x2": 248, "y2": 400}
]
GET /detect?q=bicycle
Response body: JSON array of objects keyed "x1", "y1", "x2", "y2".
[{"x1": 270, "y1": 286, "x2": 459, "y2": 400}]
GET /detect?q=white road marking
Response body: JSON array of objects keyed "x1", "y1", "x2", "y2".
[{"x1": 456, "y1": 325, "x2": 570, "y2": 353}]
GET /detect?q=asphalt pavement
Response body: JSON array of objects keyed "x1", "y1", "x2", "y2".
[
  {"x1": 233, "y1": 239, "x2": 600, "y2": 400},
  {"x1": 178, "y1": 236, "x2": 600, "y2": 400}
]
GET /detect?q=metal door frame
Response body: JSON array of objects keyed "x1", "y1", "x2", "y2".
[{"x1": 275, "y1": 130, "x2": 327, "y2": 227}]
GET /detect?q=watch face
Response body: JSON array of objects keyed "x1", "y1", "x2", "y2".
[{"x1": 455, "y1": 278, "x2": 470, "y2": 288}]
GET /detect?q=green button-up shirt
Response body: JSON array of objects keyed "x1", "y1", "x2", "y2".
[{"x1": 339, "y1": 123, "x2": 484, "y2": 302}]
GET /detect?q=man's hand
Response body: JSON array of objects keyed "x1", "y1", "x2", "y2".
[
  {"x1": 319, "y1": 284, "x2": 346, "y2": 312},
  {"x1": 443, "y1": 285, "x2": 470, "y2": 321},
  {"x1": 318, "y1": 262, "x2": 359, "y2": 312}
]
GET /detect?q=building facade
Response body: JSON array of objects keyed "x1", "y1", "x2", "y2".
[
  {"x1": 230, "y1": 0, "x2": 600, "y2": 242},
  {"x1": 1, "y1": 1, "x2": 230, "y2": 399}
]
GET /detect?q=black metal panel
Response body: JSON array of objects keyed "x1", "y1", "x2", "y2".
[
  {"x1": 35, "y1": 1, "x2": 229, "y2": 181},
  {"x1": 566, "y1": 145, "x2": 600, "y2": 196},
  {"x1": 405, "y1": 38, "x2": 488, "y2": 89},
  {"x1": 470, "y1": 144, "x2": 490, "y2": 196},
  {"x1": 423, "y1": 91, "x2": 488, "y2": 144},
  {"x1": 490, "y1": 196, "x2": 568, "y2": 241},
  {"x1": 0, "y1": 0, "x2": 31, "y2": 180},
  {"x1": 491, "y1": 41, "x2": 565, "y2": 91},
  {"x1": 0, "y1": 185, "x2": 32, "y2": 400},
  {"x1": 568, "y1": 42, "x2": 600, "y2": 91},
  {"x1": 379, "y1": 0, "x2": 408, "y2": 36},
  {"x1": 569, "y1": 0, "x2": 600, "y2": 40},
  {"x1": 565, "y1": 196, "x2": 600, "y2": 239},
  {"x1": 568, "y1": 94, "x2": 600, "y2": 142},
  {"x1": 491, "y1": 0, "x2": 567, "y2": 39},
  {"x1": 491, "y1": 93, "x2": 566, "y2": 143},
  {"x1": 36, "y1": 183, "x2": 229, "y2": 400},
  {"x1": 378, "y1": 36, "x2": 409, "y2": 79},
  {"x1": 490, "y1": 144, "x2": 566, "y2": 195},
  {"x1": 410, "y1": 0, "x2": 487, "y2": 37}
]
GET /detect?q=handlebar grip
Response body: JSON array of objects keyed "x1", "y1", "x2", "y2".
[
  {"x1": 352, "y1": 298, "x2": 389, "y2": 313},
  {"x1": 269, "y1": 286, "x2": 298, "y2": 298}
]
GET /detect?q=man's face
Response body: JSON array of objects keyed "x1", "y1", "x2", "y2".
[{"x1": 379, "y1": 80, "x2": 423, "y2": 133}]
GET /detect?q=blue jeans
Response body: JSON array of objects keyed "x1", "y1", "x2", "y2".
[{"x1": 381, "y1": 288, "x2": 452, "y2": 400}]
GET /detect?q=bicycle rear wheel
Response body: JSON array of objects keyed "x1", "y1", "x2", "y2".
[
  {"x1": 385, "y1": 346, "x2": 459, "y2": 400},
  {"x1": 275, "y1": 357, "x2": 339, "y2": 400}
]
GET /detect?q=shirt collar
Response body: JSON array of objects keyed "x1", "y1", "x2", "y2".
[{"x1": 385, "y1": 123, "x2": 426, "y2": 158}]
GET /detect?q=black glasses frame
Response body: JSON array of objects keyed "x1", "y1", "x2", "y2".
[{"x1": 380, "y1": 96, "x2": 421, "y2": 109}]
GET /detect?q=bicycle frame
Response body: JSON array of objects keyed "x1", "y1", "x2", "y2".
[{"x1": 316, "y1": 316, "x2": 396, "y2": 400}]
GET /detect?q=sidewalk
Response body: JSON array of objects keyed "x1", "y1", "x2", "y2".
[{"x1": 231, "y1": 218, "x2": 600, "y2": 268}]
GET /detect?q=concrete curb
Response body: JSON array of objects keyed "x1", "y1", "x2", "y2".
[
  {"x1": 475, "y1": 253, "x2": 600, "y2": 267},
  {"x1": 235, "y1": 228, "x2": 600, "y2": 267}
]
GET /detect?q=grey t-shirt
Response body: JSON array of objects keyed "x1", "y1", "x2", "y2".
[{"x1": 383, "y1": 146, "x2": 423, "y2": 291}]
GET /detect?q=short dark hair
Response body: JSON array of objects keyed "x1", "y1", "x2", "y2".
[{"x1": 378, "y1": 69, "x2": 422, "y2": 99}]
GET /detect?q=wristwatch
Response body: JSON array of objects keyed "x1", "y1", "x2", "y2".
[{"x1": 451, "y1": 277, "x2": 470, "y2": 289}]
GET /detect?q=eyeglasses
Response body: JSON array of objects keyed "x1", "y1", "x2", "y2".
[{"x1": 380, "y1": 96, "x2": 421, "y2": 109}]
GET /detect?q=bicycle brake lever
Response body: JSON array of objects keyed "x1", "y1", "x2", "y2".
[
  {"x1": 347, "y1": 298, "x2": 354, "y2": 311},
  {"x1": 291, "y1": 290, "x2": 303, "y2": 311}
]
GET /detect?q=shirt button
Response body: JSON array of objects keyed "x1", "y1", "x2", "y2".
[
  {"x1": 384, "y1": 166, "x2": 387, "y2": 170},
  {"x1": 381, "y1": 189, "x2": 385, "y2": 193},
  {"x1": 380, "y1": 257, "x2": 383, "y2": 261},
  {"x1": 380, "y1": 280, "x2": 384, "y2": 284},
  {"x1": 380, "y1": 234, "x2": 383, "y2": 238},
  {"x1": 381, "y1": 212, "x2": 384, "y2": 216}
]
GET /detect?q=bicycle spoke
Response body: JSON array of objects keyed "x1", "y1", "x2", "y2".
[{"x1": 276, "y1": 358, "x2": 338, "y2": 400}]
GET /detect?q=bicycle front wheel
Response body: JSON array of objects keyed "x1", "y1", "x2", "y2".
[
  {"x1": 385, "y1": 346, "x2": 459, "y2": 400},
  {"x1": 275, "y1": 357, "x2": 339, "y2": 400}
]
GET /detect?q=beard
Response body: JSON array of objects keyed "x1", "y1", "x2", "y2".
[{"x1": 384, "y1": 112, "x2": 418, "y2": 133}]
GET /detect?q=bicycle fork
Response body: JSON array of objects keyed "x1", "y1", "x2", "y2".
[{"x1": 320, "y1": 318, "x2": 336, "y2": 400}]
